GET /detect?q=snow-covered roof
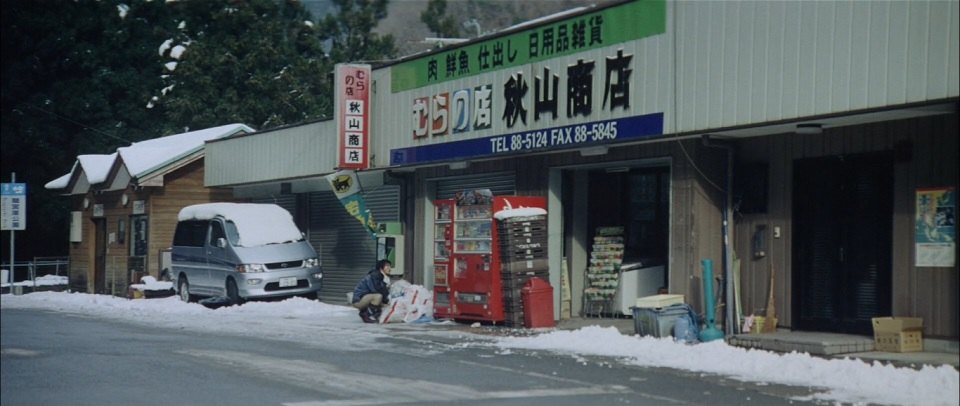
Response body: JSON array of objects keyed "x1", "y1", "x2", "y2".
[
  {"x1": 44, "y1": 172, "x2": 72, "y2": 190},
  {"x1": 78, "y1": 153, "x2": 119, "y2": 185},
  {"x1": 178, "y1": 202, "x2": 303, "y2": 247},
  {"x1": 46, "y1": 123, "x2": 254, "y2": 193},
  {"x1": 119, "y1": 123, "x2": 254, "y2": 179}
]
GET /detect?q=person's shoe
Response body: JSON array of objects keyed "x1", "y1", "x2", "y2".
[{"x1": 359, "y1": 309, "x2": 377, "y2": 324}]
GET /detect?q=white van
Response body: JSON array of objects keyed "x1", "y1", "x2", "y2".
[{"x1": 171, "y1": 203, "x2": 322, "y2": 304}]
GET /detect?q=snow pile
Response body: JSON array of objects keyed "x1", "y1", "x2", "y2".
[
  {"x1": 1, "y1": 274, "x2": 68, "y2": 288},
  {"x1": 495, "y1": 326, "x2": 959, "y2": 406},
  {"x1": 129, "y1": 275, "x2": 173, "y2": 292},
  {"x1": 493, "y1": 207, "x2": 546, "y2": 220}
]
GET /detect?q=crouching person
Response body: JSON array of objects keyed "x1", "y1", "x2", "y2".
[{"x1": 352, "y1": 259, "x2": 392, "y2": 323}]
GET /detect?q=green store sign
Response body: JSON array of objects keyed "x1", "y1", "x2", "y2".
[{"x1": 391, "y1": 0, "x2": 666, "y2": 93}]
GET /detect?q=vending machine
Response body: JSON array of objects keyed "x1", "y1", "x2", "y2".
[{"x1": 432, "y1": 190, "x2": 546, "y2": 322}]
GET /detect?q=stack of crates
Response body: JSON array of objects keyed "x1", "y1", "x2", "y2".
[{"x1": 497, "y1": 214, "x2": 548, "y2": 327}]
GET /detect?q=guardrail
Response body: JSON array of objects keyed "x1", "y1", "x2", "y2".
[{"x1": 1, "y1": 257, "x2": 70, "y2": 290}]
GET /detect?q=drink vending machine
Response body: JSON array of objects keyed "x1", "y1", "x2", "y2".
[{"x1": 432, "y1": 190, "x2": 547, "y2": 323}]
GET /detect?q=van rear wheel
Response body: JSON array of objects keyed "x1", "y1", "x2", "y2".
[
  {"x1": 226, "y1": 279, "x2": 244, "y2": 305},
  {"x1": 178, "y1": 277, "x2": 194, "y2": 303}
]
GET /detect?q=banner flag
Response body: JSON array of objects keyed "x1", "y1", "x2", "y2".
[{"x1": 325, "y1": 170, "x2": 378, "y2": 239}]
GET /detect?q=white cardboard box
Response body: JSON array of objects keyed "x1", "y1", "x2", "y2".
[{"x1": 635, "y1": 294, "x2": 684, "y2": 309}]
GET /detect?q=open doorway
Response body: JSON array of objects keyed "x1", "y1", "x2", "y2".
[{"x1": 563, "y1": 163, "x2": 671, "y2": 318}]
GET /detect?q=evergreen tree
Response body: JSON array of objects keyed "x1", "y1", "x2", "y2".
[
  {"x1": 421, "y1": 0, "x2": 460, "y2": 39},
  {"x1": 155, "y1": 0, "x2": 333, "y2": 131},
  {"x1": 317, "y1": 0, "x2": 397, "y2": 65},
  {"x1": 2, "y1": 0, "x2": 166, "y2": 260}
]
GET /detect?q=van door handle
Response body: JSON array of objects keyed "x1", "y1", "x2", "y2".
[{"x1": 839, "y1": 247, "x2": 844, "y2": 262}]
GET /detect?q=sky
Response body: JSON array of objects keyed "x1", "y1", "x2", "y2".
[{"x1": 2, "y1": 291, "x2": 957, "y2": 406}]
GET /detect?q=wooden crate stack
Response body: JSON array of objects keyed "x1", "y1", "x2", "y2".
[{"x1": 498, "y1": 215, "x2": 548, "y2": 327}]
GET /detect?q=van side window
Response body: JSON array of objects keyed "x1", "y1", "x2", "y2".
[
  {"x1": 210, "y1": 221, "x2": 226, "y2": 246},
  {"x1": 225, "y1": 221, "x2": 240, "y2": 245},
  {"x1": 173, "y1": 220, "x2": 208, "y2": 247}
]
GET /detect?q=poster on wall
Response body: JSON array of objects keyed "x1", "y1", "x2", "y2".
[{"x1": 915, "y1": 187, "x2": 956, "y2": 267}]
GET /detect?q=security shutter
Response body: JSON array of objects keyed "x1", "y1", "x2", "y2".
[
  {"x1": 309, "y1": 184, "x2": 400, "y2": 303},
  {"x1": 251, "y1": 195, "x2": 297, "y2": 215},
  {"x1": 435, "y1": 172, "x2": 515, "y2": 199}
]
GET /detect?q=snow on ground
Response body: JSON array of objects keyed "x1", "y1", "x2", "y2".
[
  {"x1": 1, "y1": 274, "x2": 68, "y2": 288},
  {"x1": 2, "y1": 291, "x2": 957, "y2": 406}
]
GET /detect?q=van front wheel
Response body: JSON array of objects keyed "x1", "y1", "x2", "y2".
[
  {"x1": 178, "y1": 277, "x2": 194, "y2": 303},
  {"x1": 226, "y1": 279, "x2": 244, "y2": 306}
]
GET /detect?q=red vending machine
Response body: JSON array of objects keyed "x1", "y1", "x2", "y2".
[{"x1": 432, "y1": 190, "x2": 546, "y2": 323}]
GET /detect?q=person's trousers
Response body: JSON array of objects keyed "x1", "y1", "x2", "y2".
[{"x1": 352, "y1": 293, "x2": 383, "y2": 310}]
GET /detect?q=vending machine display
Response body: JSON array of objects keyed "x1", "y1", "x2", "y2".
[{"x1": 432, "y1": 191, "x2": 547, "y2": 323}]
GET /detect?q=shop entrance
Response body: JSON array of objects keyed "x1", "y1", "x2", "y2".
[
  {"x1": 792, "y1": 152, "x2": 893, "y2": 335},
  {"x1": 563, "y1": 163, "x2": 671, "y2": 317}
]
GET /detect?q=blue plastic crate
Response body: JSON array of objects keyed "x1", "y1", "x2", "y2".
[{"x1": 632, "y1": 304, "x2": 691, "y2": 337}]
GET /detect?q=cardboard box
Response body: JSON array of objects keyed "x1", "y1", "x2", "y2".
[
  {"x1": 749, "y1": 316, "x2": 777, "y2": 334},
  {"x1": 872, "y1": 317, "x2": 923, "y2": 352}
]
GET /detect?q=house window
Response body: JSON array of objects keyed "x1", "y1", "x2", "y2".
[{"x1": 130, "y1": 215, "x2": 148, "y2": 256}]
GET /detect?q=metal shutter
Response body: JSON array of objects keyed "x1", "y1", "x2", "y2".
[
  {"x1": 309, "y1": 184, "x2": 400, "y2": 303},
  {"x1": 251, "y1": 195, "x2": 297, "y2": 215},
  {"x1": 435, "y1": 172, "x2": 515, "y2": 199}
]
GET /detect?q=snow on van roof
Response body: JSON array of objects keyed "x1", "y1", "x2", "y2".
[{"x1": 178, "y1": 203, "x2": 303, "y2": 247}]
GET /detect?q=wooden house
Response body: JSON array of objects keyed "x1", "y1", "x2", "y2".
[{"x1": 45, "y1": 124, "x2": 254, "y2": 295}]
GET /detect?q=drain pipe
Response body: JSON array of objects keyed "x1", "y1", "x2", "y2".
[{"x1": 702, "y1": 135, "x2": 736, "y2": 335}]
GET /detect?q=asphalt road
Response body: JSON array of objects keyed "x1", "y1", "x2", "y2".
[{"x1": 1, "y1": 308, "x2": 819, "y2": 405}]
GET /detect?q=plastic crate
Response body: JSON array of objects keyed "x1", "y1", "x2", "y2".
[
  {"x1": 632, "y1": 304, "x2": 691, "y2": 337},
  {"x1": 634, "y1": 294, "x2": 684, "y2": 309}
]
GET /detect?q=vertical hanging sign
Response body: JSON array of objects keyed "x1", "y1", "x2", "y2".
[
  {"x1": 325, "y1": 170, "x2": 378, "y2": 239},
  {"x1": 335, "y1": 64, "x2": 372, "y2": 169}
]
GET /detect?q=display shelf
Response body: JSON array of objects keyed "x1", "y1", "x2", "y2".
[{"x1": 583, "y1": 227, "x2": 624, "y2": 316}]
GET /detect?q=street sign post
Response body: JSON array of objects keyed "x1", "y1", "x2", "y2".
[
  {"x1": 2, "y1": 173, "x2": 26, "y2": 284},
  {"x1": 1, "y1": 179, "x2": 27, "y2": 231}
]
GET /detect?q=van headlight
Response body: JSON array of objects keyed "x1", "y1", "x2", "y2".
[
  {"x1": 304, "y1": 257, "x2": 320, "y2": 268},
  {"x1": 237, "y1": 263, "x2": 267, "y2": 273}
]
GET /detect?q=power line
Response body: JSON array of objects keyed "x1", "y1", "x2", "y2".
[{"x1": 24, "y1": 104, "x2": 134, "y2": 144}]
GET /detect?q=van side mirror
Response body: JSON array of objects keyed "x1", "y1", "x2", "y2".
[{"x1": 216, "y1": 237, "x2": 228, "y2": 248}]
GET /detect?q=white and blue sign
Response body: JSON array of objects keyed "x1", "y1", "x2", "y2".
[
  {"x1": 1, "y1": 182, "x2": 27, "y2": 231},
  {"x1": 390, "y1": 112, "x2": 663, "y2": 166}
]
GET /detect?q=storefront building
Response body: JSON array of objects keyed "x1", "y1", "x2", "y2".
[{"x1": 206, "y1": 0, "x2": 958, "y2": 338}]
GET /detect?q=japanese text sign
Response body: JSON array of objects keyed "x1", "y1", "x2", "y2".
[
  {"x1": 1, "y1": 182, "x2": 27, "y2": 231},
  {"x1": 336, "y1": 64, "x2": 372, "y2": 169}
]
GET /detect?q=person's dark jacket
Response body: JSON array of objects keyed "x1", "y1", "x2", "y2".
[{"x1": 352, "y1": 268, "x2": 389, "y2": 305}]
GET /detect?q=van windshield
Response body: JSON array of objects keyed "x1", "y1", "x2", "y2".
[{"x1": 225, "y1": 221, "x2": 241, "y2": 246}]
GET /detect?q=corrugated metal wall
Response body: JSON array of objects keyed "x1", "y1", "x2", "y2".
[
  {"x1": 674, "y1": 1, "x2": 959, "y2": 133},
  {"x1": 205, "y1": 121, "x2": 337, "y2": 187},
  {"x1": 370, "y1": 1, "x2": 959, "y2": 168}
]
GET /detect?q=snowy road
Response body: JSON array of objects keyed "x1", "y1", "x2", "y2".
[{"x1": 2, "y1": 292, "x2": 957, "y2": 405}]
